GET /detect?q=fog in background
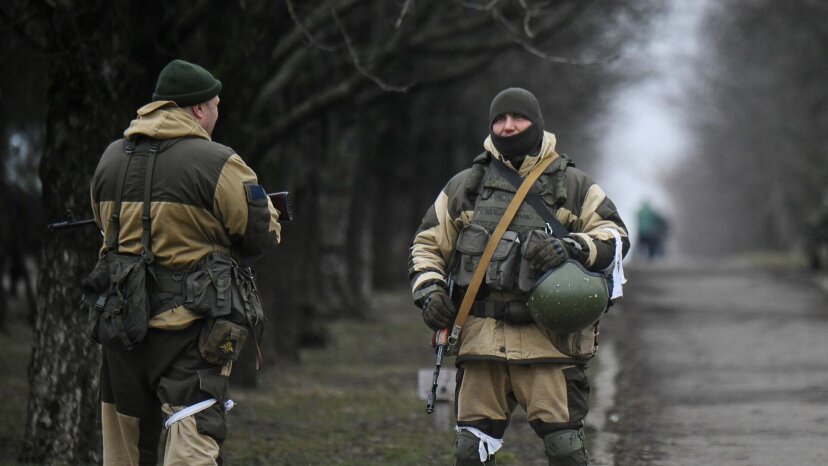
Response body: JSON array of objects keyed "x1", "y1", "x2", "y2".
[{"x1": 596, "y1": 0, "x2": 709, "y2": 257}]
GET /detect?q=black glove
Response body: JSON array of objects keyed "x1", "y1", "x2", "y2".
[
  {"x1": 523, "y1": 236, "x2": 573, "y2": 273},
  {"x1": 421, "y1": 289, "x2": 457, "y2": 331}
]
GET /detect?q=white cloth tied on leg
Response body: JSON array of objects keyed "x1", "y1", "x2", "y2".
[
  {"x1": 456, "y1": 426, "x2": 503, "y2": 462},
  {"x1": 602, "y1": 228, "x2": 626, "y2": 300},
  {"x1": 164, "y1": 398, "x2": 235, "y2": 428}
]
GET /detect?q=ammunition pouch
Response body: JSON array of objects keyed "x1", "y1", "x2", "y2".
[
  {"x1": 454, "y1": 224, "x2": 521, "y2": 291},
  {"x1": 183, "y1": 251, "x2": 264, "y2": 327},
  {"x1": 82, "y1": 253, "x2": 151, "y2": 350}
]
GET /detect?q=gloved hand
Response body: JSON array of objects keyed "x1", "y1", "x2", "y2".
[
  {"x1": 422, "y1": 288, "x2": 457, "y2": 331},
  {"x1": 523, "y1": 236, "x2": 573, "y2": 273}
]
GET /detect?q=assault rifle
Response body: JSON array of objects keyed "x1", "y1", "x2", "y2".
[
  {"x1": 47, "y1": 191, "x2": 293, "y2": 231},
  {"x1": 426, "y1": 275, "x2": 455, "y2": 414}
]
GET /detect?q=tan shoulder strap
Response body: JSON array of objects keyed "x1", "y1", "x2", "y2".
[{"x1": 447, "y1": 154, "x2": 558, "y2": 346}]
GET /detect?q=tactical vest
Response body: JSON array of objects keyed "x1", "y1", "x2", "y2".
[{"x1": 452, "y1": 152, "x2": 573, "y2": 298}]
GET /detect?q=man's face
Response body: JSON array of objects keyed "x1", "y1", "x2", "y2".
[
  {"x1": 200, "y1": 96, "x2": 220, "y2": 136},
  {"x1": 492, "y1": 113, "x2": 531, "y2": 137}
]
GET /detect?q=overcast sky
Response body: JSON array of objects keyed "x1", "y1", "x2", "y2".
[{"x1": 596, "y1": 1, "x2": 710, "y2": 243}]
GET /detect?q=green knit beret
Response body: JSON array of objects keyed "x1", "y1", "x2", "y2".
[{"x1": 152, "y1": 59, "x2": 222, "y2": 107}]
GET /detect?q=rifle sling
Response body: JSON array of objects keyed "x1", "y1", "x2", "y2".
[{"x1": 448, "y1": 154, "x2": 557, "y2": 346}]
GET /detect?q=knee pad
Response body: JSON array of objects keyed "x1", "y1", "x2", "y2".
[
  {"x1": 454, "y1": 430, "x2": 496, "y2": 465},
  {"x1": 543, "y1": 428, "x2": 588, "y2": 466}
]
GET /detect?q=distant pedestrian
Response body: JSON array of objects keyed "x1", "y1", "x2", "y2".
[{"x1": 635, "y1": 200, "x2": 669, "y2": 260}]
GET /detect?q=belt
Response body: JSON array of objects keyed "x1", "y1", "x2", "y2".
[
  {"x1": 150, "y1": 267, "x2": 187, "y2": 294},
  {"x1": 470, "y1": 300, "x2": 533, "y2": 324},
  {"x1": 148, "y1": 266, "x2": 189, "y2": 314}
]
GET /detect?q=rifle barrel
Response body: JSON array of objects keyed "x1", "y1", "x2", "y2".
[
  {"x1": 47, "y1": 191, "x2": 293, "y2": 231},
  {"x1": 46, "y1": 218, "x2": 97, "y2": 231}
]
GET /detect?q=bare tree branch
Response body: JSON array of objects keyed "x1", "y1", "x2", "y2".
[
  {"x1": 396, "y1": 0, "x2": 415, "y2": 28},
  {"x1": 285, "y1": 0, "x2": 339, "y2": 52},
  {"x1": 326, "y1": 0, "x2": 410, "y2": 92},
  {"x1": 491, "y1": 8, "x2": 613, "y2": 65},
  {"x1": 272, "y1": 0, "x2": 360, "y2": 63},
  {"x1": 247, "y1": 75, "x2": 362, "y2": 165},
  {"x1": 455, "y1": 0, "x2": 500, "y2": 12}
]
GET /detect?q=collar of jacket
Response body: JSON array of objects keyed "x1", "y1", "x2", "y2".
[
  {"x1": 123, "y1": 100, "x2": 211, "y2": 141},
  {"x1": 483, "y1": 131, "x2": 559, "y2": 177}
]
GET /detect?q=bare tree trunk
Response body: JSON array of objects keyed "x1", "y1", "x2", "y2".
[
  {"x1": 20, "y1": 1, "x2": 135, "y2": 462},
  {"x1": 22, "y1": 234, "x2": 101, "y2": 464},
  {"x1": 316, "y1": 116, "x2": 371, "y2": 318}
]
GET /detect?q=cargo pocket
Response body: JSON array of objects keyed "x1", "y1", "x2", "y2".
[
  {"x1": 485, "y1": 230, "x2": 521, "y2": 291},
  {"x1": 517, "y1": 229, "x2": 550, "y2": 293},
  {"x1": 454, "y1": 224, "x2": 489, "y2": 287},
  {"x1": 198, "y1": 318, "x2": 249, "y2": 367}
]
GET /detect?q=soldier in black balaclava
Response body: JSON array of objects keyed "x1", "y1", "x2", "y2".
[
  {"x1": 488, "y1": 87, "x2": 545, "y2": 169},
  {"x1": 409, "y1": 87, "x2": 631, "y2": 465}
]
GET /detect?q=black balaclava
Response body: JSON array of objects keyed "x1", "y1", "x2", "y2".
[{"x1": 489, "y1": 88, "x2": 545, "y2": 167}]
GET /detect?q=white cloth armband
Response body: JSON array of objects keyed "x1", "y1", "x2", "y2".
[
  {"x1": 164, "y1": 398, "x2": 235, "y2": 428},
  {"x1": 602, "y1": 228, "x2": 626, "y2": 300}
]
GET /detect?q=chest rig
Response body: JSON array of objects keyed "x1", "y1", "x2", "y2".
[
  {"x1": 470, "y1": 153, "x2": 571, "y2": 236},
  {"x1": 452, "y1": 152, "x2": 573, "y2": 303}
]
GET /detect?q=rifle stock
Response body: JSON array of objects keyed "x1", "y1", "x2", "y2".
[
  {"x1": 47, "y1": 191, "x2": 293, "y2": 231},
  {"x1": 267, "y1": 191, "x2": 293, "y2": 223}
]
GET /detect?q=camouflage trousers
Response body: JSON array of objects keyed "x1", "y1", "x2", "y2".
[
  {"x1": 455, "y1": 360, "x2": 590, "y2": 438},
  {"x1": 100, "y1": 320, "x2": 229, "y2": 465}
]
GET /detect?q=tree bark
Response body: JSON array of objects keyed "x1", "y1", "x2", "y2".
[{"x1": 20, "y1": 1, "x2": 135, "y2": 462}]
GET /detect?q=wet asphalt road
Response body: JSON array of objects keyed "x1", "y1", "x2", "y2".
[{"x1": 600, "y1": 261, "x2": 828, "y2": 466}]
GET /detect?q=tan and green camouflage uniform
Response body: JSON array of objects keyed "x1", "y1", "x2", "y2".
[
  {"x1": 410, "y1": 101, "x2": 629, "y2": 465},
  {"x1": 90, "y1": 98, "x2": 280, "y2": 465}
]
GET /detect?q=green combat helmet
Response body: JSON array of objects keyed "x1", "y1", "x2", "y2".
[{"x1": 527, "y1": 260, "x2": 609, "y2": 334}]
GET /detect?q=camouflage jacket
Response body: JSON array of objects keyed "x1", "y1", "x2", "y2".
[
  {"x1": 90, "y1": 101, "x2": 281, "y2": 329},
  {"x1": 408, "y1": 131, "x2": 629, "y2": 363}
]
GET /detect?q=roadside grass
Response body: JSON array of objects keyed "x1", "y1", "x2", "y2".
[
  {"x1": 223, "y1": 290, "x2": 457, "y2": 465},
  {"x1": 224, "y1": 289, "x2": 597, "y2": 465}
]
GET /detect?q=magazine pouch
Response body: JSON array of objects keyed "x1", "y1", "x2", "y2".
[
  {"x1": 82, "y1": 253, "x2": 150, "y2": 350},
  {"x1": 453, "y1": 224, "x2": 489, "y2": 287},
  {"x1": 484, "y1": 230, "x2": 521, "y2": 291},
  {"x1": 185, "y1": 251, "x2": 265, "y2": 327}
]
